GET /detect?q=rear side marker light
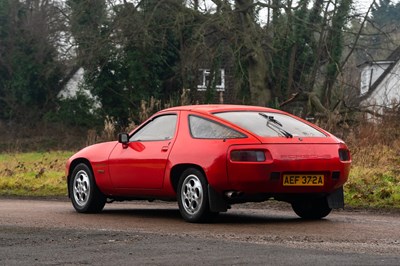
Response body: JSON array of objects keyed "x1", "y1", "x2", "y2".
[{"x1": 231, "y1": 150, "x2": 266, "y2": 162}]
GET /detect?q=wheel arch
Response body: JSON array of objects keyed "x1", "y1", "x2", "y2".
[
  {"x1": 67, "y1": 158, "x2": 93, "y2": 198},
  {"x1": 169, "y1": 164, "x2": 228, "y2": 214},
  {"x1": 170, "y1": 163, "x2": 207, "y2": 193}
]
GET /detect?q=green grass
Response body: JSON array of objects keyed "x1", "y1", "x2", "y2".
[
  {"x1": 0, "y1": 151, "x2": 73, "y2": 197},
  {"x1": 344, "y1": 141, "x2": 400, "y2": 209},
  {"x1": 345, "y1": 167, "x2": 400, "y2": 208}
]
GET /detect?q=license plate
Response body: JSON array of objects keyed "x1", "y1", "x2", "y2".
[{"x1": 283, "y1": 174, "x2": 324, "y2": 186}]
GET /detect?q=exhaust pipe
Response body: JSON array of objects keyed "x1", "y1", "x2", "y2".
[{"x1": 225, "y1": 191, "x2": 243, "y2": 199}]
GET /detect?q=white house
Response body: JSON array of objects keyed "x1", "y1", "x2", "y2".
[
  {"x1": 58, "y1": 67, "x2": 85, "y2": 99},
  {"x1": 58, "y1": 67, "x2": 101, "y2": 108},
  {"x1": 358, "y1": 47, "x2": 400, "y2": 115}
]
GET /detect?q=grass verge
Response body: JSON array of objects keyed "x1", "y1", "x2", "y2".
[
  {"x1": 0, "y1": 151, "x2": 72, "y2": 197},
  {"x1": 344, "y1": 140, "x2": 400, "y2": 209}
]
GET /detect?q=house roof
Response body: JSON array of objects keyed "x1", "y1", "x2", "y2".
[
  {"x1": 359, "y1": 46, "x2": 400, "y2": 102},
  {"x1": 356, "y1": 60, "x2": 394, "y2": 68}
]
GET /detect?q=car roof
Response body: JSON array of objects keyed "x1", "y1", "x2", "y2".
[{"x1": 160, "y1": 104, "x2": 285, "y2": 115}]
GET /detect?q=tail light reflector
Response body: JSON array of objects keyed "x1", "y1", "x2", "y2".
[{"x1": 230, "y1": 150, "x2": 266, "y2": 162}]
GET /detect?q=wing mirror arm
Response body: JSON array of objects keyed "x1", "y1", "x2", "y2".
[{"x1": 118, "y1": 133, "x2": 129, "y2": 148}]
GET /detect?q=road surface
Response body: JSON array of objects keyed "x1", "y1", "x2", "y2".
[{"x1": 0, "y1": 198, "x2": 399, "y2": 265}]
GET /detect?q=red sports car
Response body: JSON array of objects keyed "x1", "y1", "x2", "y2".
[{"x1": 66, "y1": 105, "x2": 351, "y2": 222}]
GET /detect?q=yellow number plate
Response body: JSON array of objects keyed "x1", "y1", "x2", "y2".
[{"x1": 283, "y1": 175, "x2": 324, "y2": 186}]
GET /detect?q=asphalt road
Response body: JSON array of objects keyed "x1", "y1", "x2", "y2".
[{"x1": 0, "y1": 198, "x2": 399, "y2": 265}]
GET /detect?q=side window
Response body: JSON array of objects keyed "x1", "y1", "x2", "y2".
[
  {"x1": 189, "y1": 115, "x2": 245, "y2": 139},
  {"x1": 130, "y1": 114, "x2": 177, "y2": 141}
]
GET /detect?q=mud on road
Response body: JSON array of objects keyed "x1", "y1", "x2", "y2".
[{"x1": 0, "y1": 198, "x2": 399, "y2": 265}]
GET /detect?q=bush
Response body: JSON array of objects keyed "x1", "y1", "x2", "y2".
[{"x1": 45, "y1": 90, "x2": 102, "y2": 128}]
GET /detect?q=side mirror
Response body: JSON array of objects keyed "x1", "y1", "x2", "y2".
[{"x1": 118, "y1": 133, "x2": 129, "y2": 145}]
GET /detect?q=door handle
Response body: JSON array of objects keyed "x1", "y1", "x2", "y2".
[
  {"x1": 161, "y1": 146, "x2": 169, "y2": 151},
  {"x1": 161, "y1": 142, "x2": 171, "y2": 152}
]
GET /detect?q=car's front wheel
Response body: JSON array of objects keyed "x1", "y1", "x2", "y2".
[
  {"x1": 69, "y1": 163, "x2": 106, "y2": 213},
  {"x1": 177, "y1": 168, "x2": 214, "y2": 223},
  {"x1": 291, "y1": 197, "x2": 332, "y2": 219}
]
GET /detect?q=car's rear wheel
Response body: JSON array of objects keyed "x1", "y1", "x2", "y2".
[
  {"x1": 291, "y1": 197, "x2": 332, "y2": 219},
  {"x1": 69, "y1": 163, "x2": 106, "y2": 213},
  {"x1": 177, "y1": 168, "x2": 215, "y2": 223}
]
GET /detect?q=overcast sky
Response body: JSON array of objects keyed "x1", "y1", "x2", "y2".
[{"x1": 354, "y1": 0, "x2": 375, "y2": 13}]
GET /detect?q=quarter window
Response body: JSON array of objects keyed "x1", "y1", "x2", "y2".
[
  {"x1": 130, "y1": 114, "x2": 177, "y2": 141},
  {"x1": 189, "y1": 115, "x2": 245, "y2": 139}
]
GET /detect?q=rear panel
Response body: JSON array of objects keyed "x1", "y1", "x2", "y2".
[{"x1": 226, "y1": 143, "x2": 351, "y2": 194}]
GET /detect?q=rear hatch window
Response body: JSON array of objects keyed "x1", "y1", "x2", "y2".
[{"x1": 214, "y1": 111, "x2": 326, "y2": 138}]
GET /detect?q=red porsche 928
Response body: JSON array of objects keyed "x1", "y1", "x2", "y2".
[{"x1": 66, "y1": 105, "x2": 351, "y2": 222}]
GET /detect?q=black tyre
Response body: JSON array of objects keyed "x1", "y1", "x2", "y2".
[
  {"x1": 177, "y1": 168, "x2": 214, "y2": 223},
  {"x1": 291, "y1": 197, "x2": 332, "y2": 219},
  {"x1": 69, "y1": 163, "x2": 106, "y2": 213}
]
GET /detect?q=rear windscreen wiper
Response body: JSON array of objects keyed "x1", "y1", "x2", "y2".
[{"x1": 259, "y1": 113, "x2": 293, "y2": 138}]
